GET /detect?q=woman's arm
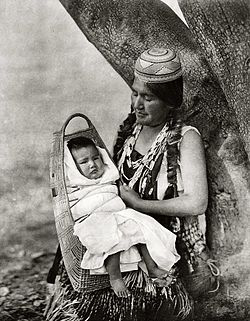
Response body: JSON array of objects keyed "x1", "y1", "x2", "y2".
[{"x1": 120, "y1": 130, "x2": 208, "y2": 217}]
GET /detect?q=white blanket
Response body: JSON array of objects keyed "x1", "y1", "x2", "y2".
[{"x1": 64, "y1": 142, "x2": 180, "y2": 274}]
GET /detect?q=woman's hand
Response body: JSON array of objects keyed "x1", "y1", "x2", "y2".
[{"x1": 119, "y1": 184, "x2": 142, "y2": 210}]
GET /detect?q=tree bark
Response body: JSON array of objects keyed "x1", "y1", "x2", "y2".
[{"x1": 178, "y1": 0, "x2": 250, "y2": 156}]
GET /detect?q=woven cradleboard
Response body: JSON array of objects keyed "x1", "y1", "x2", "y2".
[{"x1": 49, "y1": 113, "x2": 111, "y2": 292}]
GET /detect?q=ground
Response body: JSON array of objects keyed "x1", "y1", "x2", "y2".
[
  {"x1": 0, "y1": 223, "x2": 56, "y2": 321},
  {"x1": 0, "y1": 162, "x2": 58, "y2": 320}
]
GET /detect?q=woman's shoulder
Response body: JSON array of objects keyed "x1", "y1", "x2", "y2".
[
  {"x1": 178, "y1": 125, "x2": 202, "y2": 151},
  {"x1": 181, "y1": 124, "x2": 200, "y2": 137}
]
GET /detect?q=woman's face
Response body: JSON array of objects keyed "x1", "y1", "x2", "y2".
[{"x1": 131, "y1": 77, "x2": 172, "y2": 127}]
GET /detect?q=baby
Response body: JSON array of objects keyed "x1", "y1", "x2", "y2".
[{"x1": 65, "y1": 136, "x2": 180, "y2": 297}]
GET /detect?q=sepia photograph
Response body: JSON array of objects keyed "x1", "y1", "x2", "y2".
[{"x1": 0, "y1": 0, "x2": 249, "y2": 320}]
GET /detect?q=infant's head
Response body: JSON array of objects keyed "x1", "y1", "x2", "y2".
[{"x1": 67, "y1": 137, "x2": 105, "y2": 179}]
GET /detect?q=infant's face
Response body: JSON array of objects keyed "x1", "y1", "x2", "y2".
[{"x1": 72, "y1": 145, "x2": 105, "y2": 179}]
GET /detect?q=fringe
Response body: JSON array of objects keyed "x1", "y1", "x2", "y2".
[{"x1": 44, "y1": 269, "x2": 193, "y2": 321}]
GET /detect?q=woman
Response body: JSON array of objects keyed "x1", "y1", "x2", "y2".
[
  {"x1": 114, "y1": 48, "x2": 217, "y2": 298},
  {"x1": 45, "y1": 48, "x2": 214, "y2": 321}
]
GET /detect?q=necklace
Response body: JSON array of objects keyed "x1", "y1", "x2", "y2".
[{"x1": 118, "y1": 121, "x2": 174, "y2": 193}]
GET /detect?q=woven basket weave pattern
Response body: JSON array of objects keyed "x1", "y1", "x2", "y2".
[{"x1": 49, "y1": 114, "x2": 112, "y2": 292}]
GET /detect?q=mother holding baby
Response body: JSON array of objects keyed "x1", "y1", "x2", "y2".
[{"x1": 45, "y1": 48, "x2": 218, "y2": 321}]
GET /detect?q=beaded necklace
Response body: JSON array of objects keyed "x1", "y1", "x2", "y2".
[{"x1": 118, "y1": 119, "x2": 182, "y2": 198}]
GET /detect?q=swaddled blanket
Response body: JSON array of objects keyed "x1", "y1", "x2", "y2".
[
  {"x1": 64, "y1": 143, "x2": 180, "y2": 275},
  {"x1": 71, "y1": 182, "x2": 126, "y2": 222}
]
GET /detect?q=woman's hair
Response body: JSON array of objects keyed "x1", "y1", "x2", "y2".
[
  {"x1": 147, "y1": 76, "x2": 183, "y2": 109},
  {"x1": 67, "y1": 137, "x2": 96, "y2": 152},
  {"x1": 113, "y1": 108, "x2": 136, "y2": 164}
]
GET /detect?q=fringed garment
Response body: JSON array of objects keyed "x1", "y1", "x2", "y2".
[{"x1": 45, "y1": 265, "x2": 192, "y2": 321}]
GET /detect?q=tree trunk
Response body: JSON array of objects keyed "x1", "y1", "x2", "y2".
[{"x1": 177, "y1": 1, "x2": 250, "y2": 318}]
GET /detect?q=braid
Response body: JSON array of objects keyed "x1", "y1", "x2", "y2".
[
  {"x1": 113, "y1": 106, "x2": 136, "y2": 165},
  {"x1": 113, "y1": 107, "x2": 183, "y2": 165}
]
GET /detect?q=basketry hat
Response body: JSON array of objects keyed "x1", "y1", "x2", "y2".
[{"x1": 134, "y1": 47, "x2": 182, "y2": 83}]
